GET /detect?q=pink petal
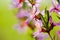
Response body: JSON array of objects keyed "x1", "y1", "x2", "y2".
[
  {"x1": 10, "y1": 0, "x2": 19, "y2": 9},
  {"x1": 37, "y1": 33, "x2": 48, "y2": 40},
  {"x1": 49, "y1": 16, "x2": 60, "y2": 26},
  {"x1": 12, "y1": 0, "x2": 19, "y2": 4},
  {"x1": 57, "y1": 4, "x2": 60, "y2": 10},
  {"x1": 14, "y1": 24, "x2": 28, "y2": 33},
  {"x1": 35, "y1": 9, "x2": 40, "y2": 15},
  {"x1": 52, "y1": 0, "x2": 57, "y2": 8},
  {"x1": 16, "y1": 9, "x2": 29, "y2": 18},
  {"x1": 35, "y1": 3, "x2": 40, "y2": 8},
  {"x1": 54, "y1": 22, "x2": 60, "y2": 26},
  {"x1": 36, "y1": 0, "x2": 42, "y2": 3},
  {"x1": 33, "y1": 32, "x2": 49, "y2": 40},
  {"x1": 49, "y1": 16, "x2": 53, "y2": 24},
  {"x1": 33, "y1": 19, "x2": 42, "y2": 29},
  {"x1": 49, "y1": 6, "x2": 54, "y2": 12},
  {"x1": 57, "y1": 30, "x2": 60, "y2": 35},
  {"x1": 11, "y1": 0, "x2": 23, "y2": 8},
  {"x1": 35, "y1": 0, "x2": 42, "y2": 8},
  {"x1": 17, "y1": 3, "x2": 23, "y2": 8},
  {"x1": 41, "y1": 10, "x2": 45, "y2": 16},
  {"x1": 33, "y1": 30, "x2": 40, "y2": 37}
]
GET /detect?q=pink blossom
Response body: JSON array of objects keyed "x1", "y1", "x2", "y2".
[
  {"x1": 33, "y1": 31, "x2": 48, "y2": 40},
  {"x1": 10, "y1": 0, "x2": 23, "y2": 9},
  {"x1": 24, "y1": 0, "x2": 42, "y2": 24},
  {"x1": 35, "y1": 0, "x2": 42, "y2": 8},
  {"x1": 49, "y1": 16, "x2": 60, "y2": 26},
  {"x1": 33, "y1": 19, "x2": 43, "y2": 30},
  {"x1": 33, "y1": 19, "x2": 48, "y2": 40},
  {"x1": 26, "y1": 0, "x2": 42, "y2": 7},
  {"x1": 50, "y1": 0, "x2": 60, "y2": 14},
  {"x1": 14, "y1": 23, "x2": 28, "y2": 33},
  {"x1": 25, "y1": 6, "x2": 37, "y2": 24},
  {"x1": 16, "y1": 9, "x2": 30, "y2": 18}
]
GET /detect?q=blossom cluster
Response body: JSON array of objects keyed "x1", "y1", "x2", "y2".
[{"x1": 11, "y1": 0, "x2": 60, "y2": 40}]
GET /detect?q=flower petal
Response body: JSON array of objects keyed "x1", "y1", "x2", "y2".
[
  {"x1": 54, "y1": 22, "x2": 60, "y2": 26},
  {"x1": 33, "y1": 32, "x2": 49, "y2": 40},
  {"x1": 33, "y1": 19, "x2": 42, "y2": 29},
  {"x1": 16, "y1": 9, "x2": 30, "y2": 18},
  {"x1": 14, "y1": 24, "x2": 28, "y2": 33},
  {"x1": 52, "y1": 0, "x2": 58, "y2": 8}
]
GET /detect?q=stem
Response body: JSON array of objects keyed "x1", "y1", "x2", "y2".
[
  {"x1": 48, "y1": 33, "x2": 53, "y2": 40},
  {"x1": 35, "y1": 37, "x2": 38, "y2": 40}
]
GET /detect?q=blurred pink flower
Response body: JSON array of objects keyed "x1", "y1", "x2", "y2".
[
  {"x1": 50, "y1": 0, "x2": 60, "y2": 14},
  {"x1": 26, "y1": 0, "x2": 42, "y2": 7},
  {"x1": 16, "y1": 9, "x2": 30, "y2": 18},
  {"x1": 35, "y1": 0, "x2": 42, "y2": 8},
  {"x1": 25, "y1": 6, "x2": 37, "y2": 24},
  {"x1": 10, "y1": 0, "x2": 42, "y2": 9},
  {"x1": 33, "y1": 19, "x2": 43, "y2": 30},
  {"x1": 33, "y1": 19, "x2": 48, "y2": 40},
  {"x1": 33, "y1": 31, "x2": 48, "y2": 40},
  {"x1": 49, "y1": 16, "x2": 60, "y2": 26},
  {"x1": 14, "y1": 23, "x2": 28, "y2": 33},
  {"x1": 10, "y1": 0, "x2": 25, "y2": 9}
]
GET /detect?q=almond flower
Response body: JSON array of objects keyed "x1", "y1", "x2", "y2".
[
  {"x1": 11, "y1": 0, "x2": 32, "y2": 9},
  {"x1": 14, "y1": 3, "x2": 37, "y2": 32},
  {"x1": 49, "y1": 16, "x2": 60, "y2": 26},
  {"x1": 50, "y1": 0, "x2": 60, "y2": 14},
  {"x1": 33, "y1": 0, "x2": 42, "y2": 7},
  {"x1": 33, "y1": 31, "x2": 48, "y2": 40},
  {"x1": 33, "y1": 18, "x2": 48, "y2": 40},
  {"x1": 14, "y1": 9, "x2": 31, "y2": 33},
  {"x1": 33, "y1": 19, "x2": 49, "y2": 40},
  {"x1": 14, "y1": 0, "x2": 38, "y2": 32},
  {"x1": 33, "y1": 19, "x2": 43, "y2": 30},
  {"x1": 11, "y1": 0, "x2": 42, "y2": 9},
  {"x1": 11, "y1": 0, "x2": 60, "y2": 40},
  {"x1": 16, "y1": 8, "x2": 30, "y2": 18},
  {"x1": 14, "y1": 0, "x2": 42, "y2": 19},
  {"x1": 10, "y1": 0, "x2": 24, "y2": 9},
  {"x1": 14, "y1": 23, "x2": 28, "y2": 33}
]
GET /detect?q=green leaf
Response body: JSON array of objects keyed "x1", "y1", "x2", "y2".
[
  {"x1": 56, "y1": 15, "x2": 60, "y2": 19},
  {"x1": 45, "y1": 8, "x2": 49, "y2": 24},
  {"x1": 28, "y1": 20, "x2": 35, "y2": 30},
  {"x1": 35, "y1": 37, "x2": 38, "y2": 40},
  {"x1": 22, "y1": 2, "x2": 28, "y2": 9},
  {"x1": 44, "y1": 8, "x2": 49, "y2": 28},
  {"x1": 38, "y1": 13, "x2": 47, "y2": 28}
]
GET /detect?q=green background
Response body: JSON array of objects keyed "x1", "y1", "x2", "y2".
[{"x1": 0, "y1": 0, "x2": 60, "y2": 40}]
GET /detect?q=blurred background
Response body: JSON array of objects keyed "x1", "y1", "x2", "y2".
[{"x1": 0, "y1": 0, "x2": 60, "y2": 40}]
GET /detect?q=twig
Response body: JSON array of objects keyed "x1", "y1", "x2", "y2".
[{"x1": 48, "y1": 32, "x2": 53, "y2": 40}]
